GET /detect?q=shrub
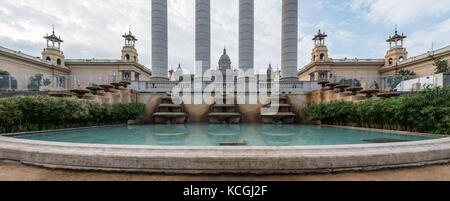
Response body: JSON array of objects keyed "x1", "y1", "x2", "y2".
[
  {"x1": 0, "y1": 96, "x2": 145, "y2": 133},
  {"x1": 303, "y1": 86, "x2": 450, "y2": 135}
]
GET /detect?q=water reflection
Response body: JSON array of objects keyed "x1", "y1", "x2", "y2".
[
  {"x1": 207, "y1": 124, "x2": 243, "y2": 145},
  {"x1": 259, "y1": 124, "x2": 299, "y2": 146},
  {"x1": 148, "y1": 124, "x2": 190, "y2": 145}
]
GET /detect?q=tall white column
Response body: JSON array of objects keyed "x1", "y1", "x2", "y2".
[
  {"x1": 195, "y1": 0, "x2": 211, "y2": 77},
  {"x1": 239, "y1": 0, "x2": 254, "y2": 75},
  {"x1": 281, "y1": 0, "x2": 298, "y2": 80},
  {"x1": 152, "y1": 0, "x2": 168, "y2": 79}
]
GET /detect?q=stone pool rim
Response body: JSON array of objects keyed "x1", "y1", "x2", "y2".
[{"x1": 0, "y1": 125, "x2": 449, "y2": 174}]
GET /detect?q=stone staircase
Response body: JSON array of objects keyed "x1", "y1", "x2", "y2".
[
  {"x1": 207, "y1": 94, "x2": 242, "y2": 124},
  {"x1": 152, "y1": 94, "x2": 188, "y2": 124},
  {"x1": 260, "y1": 95, "x2": 297, "y2": 124}
]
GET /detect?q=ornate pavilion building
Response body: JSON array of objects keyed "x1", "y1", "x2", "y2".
[
  {"x1": 298, "y1": 28, "x2": 450, "y2": 90},
  {"x1": 0, "y1": 26, "x2": 152, "y2": 90}
]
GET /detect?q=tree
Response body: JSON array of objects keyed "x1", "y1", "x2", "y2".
[
  {"x1": 398, "y1": 69, "x2": 416, "y2": 77},
  {"x1": 430, "y1": 55, "x2": 449, "y2": 74},
  {"x1": 27, "y1": 74, "x2": 51, "y2": 91},
  {"x1": 0, "y1": 70, "x2": 18, "y2": 90},
  {"x1": 389, "y1": 70, "x2": 417, "y2": 91}
]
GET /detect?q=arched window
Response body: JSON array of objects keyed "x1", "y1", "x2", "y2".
[
  {"x1": 125, "y1": 54, "x2": 130, "y2": 62},
  {"x1": 320, "y1": 54, "x2": 325, "y2": 61},
  {"x1": 388, "y1": 58, "x2": 393, "y2": 66},
  {"x1": 46, "y1": 57, "x2": 51, "y2": 62},
  {"x1": 57, "y1": 59, "x2": 61, "y2": 66},
  {"x1": 399, "y1": 56, "x2": 404, "y2": 62}
]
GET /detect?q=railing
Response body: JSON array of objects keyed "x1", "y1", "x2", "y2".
[
  {"x1": 0, "y1": 46, "x2": 53, "y2": 65},
  {"x1": 0, "y1": 75, "x2": 129, "y2": 92},
  {"x1": 312, "y1": 73, "x2": 448, "y2": 92},
  {"x1": 65, "y1": 59, "x2": 121, "y2": 63},
  {"x1": 330, "y1": 58, "x2": 385, "y2": 63},
  {"x1": 1, "y1": 73, "x2": 446, "y2": 93},
  {"x1": 130, "y1": 78, "x2": 321, "y2": 93},
  {"x1": 398, "y1": 45, "x2": 450, "y2": 65}
]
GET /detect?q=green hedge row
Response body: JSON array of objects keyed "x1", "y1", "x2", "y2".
[
  {"x1": 303, "y1": 86, "x2": 450, "y2": 135},
  {"x1": 0, "y1": 96, "x2": 145, "y2": 133}
]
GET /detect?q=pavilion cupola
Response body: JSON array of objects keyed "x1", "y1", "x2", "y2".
[
  {"x1": 44, "y1": 25, "x2": 64, "y2": 50},
  {"x1": 385, "y1": 26, "x2": 408, "y2": 67},
  {"x1": 311, "y1": 29, "x2": 329, "y2": 63},
  {"x1": 386, "y1": 25, "x2": 407, "y2": 49},
  {"x1": 122, "y1": 26, "x2": 138, "y2": 47},
  {"x1": 121, "y1": 26, "x2": 139, "y2": 63},
  {"x1": 42, "y1": 25, "x2": 66, "y2": 68},
  {"x1": 313, "y1": 29, "x2": 327, "y2": 47}
]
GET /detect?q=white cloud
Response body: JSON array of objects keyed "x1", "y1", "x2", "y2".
[
  {"x1": 1, "y1": 0, "x2": 448, "y2": 76},
  {"x1": 407, "y1": 18, "x2": 450, "y2": 56},
  {"x1": 351, "y1": 0, "x2": 450, "y2": 24}
]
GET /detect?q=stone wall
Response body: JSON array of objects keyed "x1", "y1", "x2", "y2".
[
  {"x1": 137, "y1": 93, "x2": 310, "y2": 123},
  {"x1": 310, "y1": 89, "x2": 369, "y2": 104},
  {"x1": 81, "y1": 88, "x2": 138, "y2": 104}
]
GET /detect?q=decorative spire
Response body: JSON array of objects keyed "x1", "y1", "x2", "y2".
[
  {"x1": 395, "y1": 24, "x2": 398, "y2": 35},
  {"x1": 52, "y1": 24, "x2": 55, "y2": 34}
]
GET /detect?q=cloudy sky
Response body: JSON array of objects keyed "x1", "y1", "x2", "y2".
[{"x1": 1, "y1": 0, "x2": 449, "y2": 74}]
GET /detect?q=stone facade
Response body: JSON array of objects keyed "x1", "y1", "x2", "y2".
[
  {"x1": 298, "y1": 28, "x2": 450, "y2": 89},
  {"x1": 0, "y1": 28, "x2": 151, "y2": 91}
]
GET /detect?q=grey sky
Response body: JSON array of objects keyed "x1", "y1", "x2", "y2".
[{"x1": 1, "y1": 0, "x2": 449, "y2": 74}]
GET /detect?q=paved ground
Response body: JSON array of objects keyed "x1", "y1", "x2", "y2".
[{"x1": 0, "y1": 162, "x2": 449, "y2": 181}]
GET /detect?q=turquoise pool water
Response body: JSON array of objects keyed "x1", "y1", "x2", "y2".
[{"x1": 10, "y1": 124, "x2": 437, "y2": 146}]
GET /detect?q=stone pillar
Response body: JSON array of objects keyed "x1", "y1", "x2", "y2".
[
  {"x1": 239, "y1": 0, "x2": 254, "y2": 75},
  {"x1": 281, "y1": 0, "x2": 298, "y2": 80},
  {"x1": 195, "y1": 0, "x2": 211, "y2": 77},
  {"x1": 152, "y1": 0, "x2": 168, "y2": 79}
]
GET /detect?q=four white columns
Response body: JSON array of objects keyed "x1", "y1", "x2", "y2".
[{"x1": 151, "y1": 0, "x2": 298, "y2": 79}]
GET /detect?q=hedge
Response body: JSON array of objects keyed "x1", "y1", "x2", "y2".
[
  {"x1": 303, "y1": 86, "x2": 450, "y2": 135},
  {"x1": 0, "y1": 96, "x2": 145, "y2": 133}
]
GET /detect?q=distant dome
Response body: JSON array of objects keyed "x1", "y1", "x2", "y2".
[{"x1": 218, "y1": 48, "x2": 231, "y2": 70}]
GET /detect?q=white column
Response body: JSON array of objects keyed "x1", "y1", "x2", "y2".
[
  {"x1": 152, "y1": 0, "x2": 168, "y2": 79},
  {"x1": 195, "y1": 0, "x2": 211, "y2": 77},
  {"x1": 281, "y1": 0, "x2": 298, "y2": 80},
  {"x1": 239, "y1": 0, "x2": 254, "y2": 75}
]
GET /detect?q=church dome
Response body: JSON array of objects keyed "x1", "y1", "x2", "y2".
[{"x1": 218, "y1": 48, "x2": 231, "y2": 69}]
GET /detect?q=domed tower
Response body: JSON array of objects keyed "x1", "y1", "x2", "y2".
[
  {"x1": 121, "y1": 26, "x2": 139, "y2": 63},
  {"x1": 218, "y1": 48, "x2": 232, "y2": 71},
  {"x1": 42, "y1": 25, "x2": 65, "y2": 68},
  {"x1": 311, "y1": 29, "x2": 329, "y2": 63},
  {"x1": 385, "y1": 26, "x2": 408, "y2": 67}
]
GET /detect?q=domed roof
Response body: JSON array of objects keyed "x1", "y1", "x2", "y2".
[{"x1": 218, "y1": 48, "x2": 231, "y2": 69}]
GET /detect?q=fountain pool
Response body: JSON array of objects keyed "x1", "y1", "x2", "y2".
[{"x1": 9, "y1": 124, "x2": 437, "y2": 146}]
